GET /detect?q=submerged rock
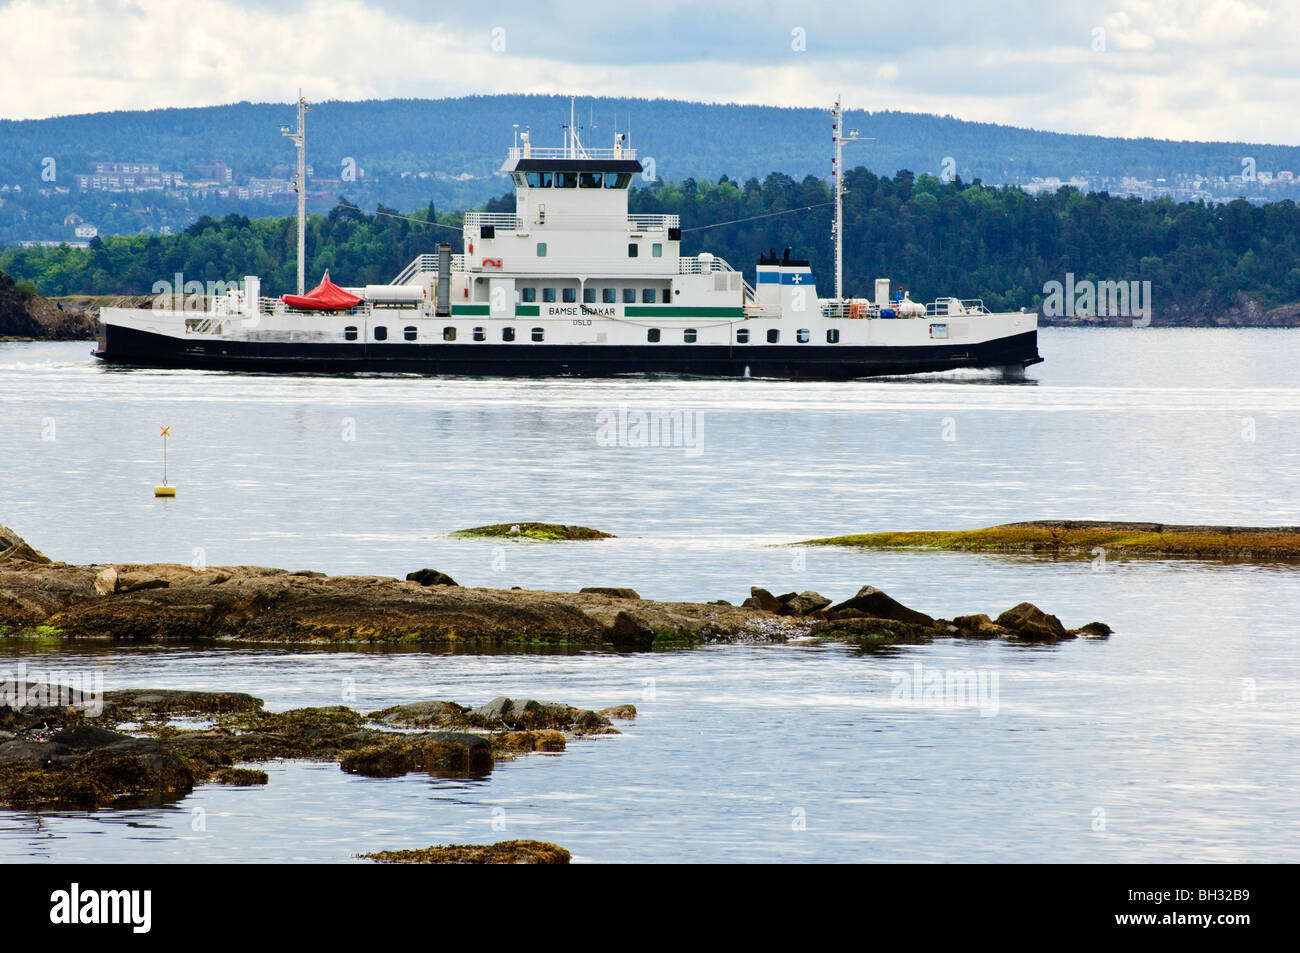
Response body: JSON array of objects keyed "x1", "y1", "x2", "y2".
[{"x1": 359, "y1": 840, "x2": 571, "y2": 865}]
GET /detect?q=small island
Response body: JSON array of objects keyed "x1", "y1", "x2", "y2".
[{"x1": 800, "y1": 520, "x2": 1300, "y2": 562}]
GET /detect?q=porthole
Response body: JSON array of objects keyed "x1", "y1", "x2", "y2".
[
  {"x1": 344, "y1": 326, "x2": 357, "y2": 341},
  {"x1": 684, "y1": 328, "x2": 697, "y2": 343},
  {"x1": 531, "y1": 327, "x2": 544, "y2": 342},
  {"x1": 797, "y1": 328, "x2": 810, "y2": 343},
  {"x1": 827, "y1": 328, "x2": 840, "y2": 344},
  {"x1": 443, "y1": 327, "x2": 456, "y2": 342},
  {"x1": 736, "y1": 328, "x2": 750, "y2": 344},
  {"x1": 647, "y1": 328, "x2": 661, "y2": 343},
  {"x1": 473, "y1": 326, "x2": 486, "y2": 342},
  {"x1": 767, "y1": 329, "x2": 780, "y2": 344},
  {"x1": 502, "y1": 327, "x2": 515, "y2": 342},
  {"x1": 374, "y1": 326, "x2": 387, "y2": 341},
  {"x1": 404, "y1": 326, "x2": 418, "y2": 342}
]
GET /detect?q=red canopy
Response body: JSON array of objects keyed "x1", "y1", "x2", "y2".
[{"x1": 282, "y1": 270, "x2": 362, "y2": 311}]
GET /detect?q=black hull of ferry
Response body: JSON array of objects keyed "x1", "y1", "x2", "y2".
[{"x1": 95, "y1": 325, "x2": 1042, "y2": 380}]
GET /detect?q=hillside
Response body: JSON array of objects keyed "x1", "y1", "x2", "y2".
[{"x1": 5, "y1": 94, "x2": 1300, "y2": 245}]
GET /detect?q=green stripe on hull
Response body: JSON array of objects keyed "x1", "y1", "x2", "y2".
[
  {"x1": 624, "y1": 306, "x2": 745, "y2": 318},
  {"x1": 451, "y1": 305, "x2": 490, "y2": 316}
]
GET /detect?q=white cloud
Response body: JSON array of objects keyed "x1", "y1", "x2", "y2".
[{"x1": 0, "y1": 0, "x2": 1297, "y2": 144}]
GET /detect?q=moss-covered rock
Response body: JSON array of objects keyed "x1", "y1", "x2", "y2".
[
  {"x1": 451, "y1": 523, "x2": 614, "y2": 541},
  {"x1": 359, "y1": 840, "x2": 571, "y2": 864},
  {"x1": 800, "y1": 520, "x2": 1300, "y2": 562}
]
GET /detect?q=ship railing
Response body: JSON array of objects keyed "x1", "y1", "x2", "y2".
[
  {"x1": 464, "y1": 211, "x2": 522, "y2": 230},
  {"x1": 507, "y1": 146, "x2": 637, "y2": 160},
  {"x1": 925, "y1": 297, "x2": 991, "y2": 316},
  {"x1": 678, "y1": 254, "x2": 739, "y2": 275},
  {"x1": 391, "y1": 254, "x2": 466, "y2": 285},
  {"x1": 627, "y1": 214, "x2": 679, "y2": 231}
]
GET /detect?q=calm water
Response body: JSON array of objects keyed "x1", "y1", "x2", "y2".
[{"x1": 2, "y1": 328, "x2": 1298, "y2": 862}]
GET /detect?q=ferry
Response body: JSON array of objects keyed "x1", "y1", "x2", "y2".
[{"x1": 95, "y1": 98, "x2": 1042, "y2": 379}]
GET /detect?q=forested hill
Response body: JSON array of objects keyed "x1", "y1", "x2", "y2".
[
  {"x1": 5, "y1": 170, "x2": 1300, "y2": 326},
  {"x1": 5, "y1": 94, "x2": 1300, "y2": 234}
]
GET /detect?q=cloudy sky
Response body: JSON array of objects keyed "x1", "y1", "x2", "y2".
[{"x1": 2, "y1": 0, "x2": 1297, "y2": 143}]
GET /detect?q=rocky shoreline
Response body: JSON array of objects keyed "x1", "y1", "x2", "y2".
[
  {"x1": 1, "y1": 524, "x2": 1107, "y2": 650},
  {"x1": 0, "y1": 685, "x2": 635, "y2": 811},
  {"x1": 802, "y1": 520, "x2": 1300, "y2": 561}
]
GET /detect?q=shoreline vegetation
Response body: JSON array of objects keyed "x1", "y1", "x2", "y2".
[{"x1": 799, "y1": 520, "x2": 1300, "y2": 562}]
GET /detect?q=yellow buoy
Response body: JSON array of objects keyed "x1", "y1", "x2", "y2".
[{"x1": 155, "y1": 425, "x2": 176, "y2": 497}]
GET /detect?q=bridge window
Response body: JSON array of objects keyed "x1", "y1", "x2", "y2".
[
  {"x1": 502, "y1": 327, "x2": 515, "y2": 342},
  {"x1": 736, "y1": 328, "x2": 750, "y2": 344},
  {"x1": 767, "y1": 329, "x2": 780, "y2": 343},
  {"x1": 555, "y1": 171, "x2": 578, "y2": 188},
  {"x1": 543, "y1": 287, "x2": 556, "y2": 303},
  {"x1": 404, "y1": 326, "x2": 418, "y2": 341},
  {"x1": 536, "y1": 242, "x2": 547, "y2": 257},
  {"x1": 652, "y1": 243, "x2": 662, "y2": 257},
  {"x1": 344, "y1": 326, "x2": 357, "y2": 341},
  {"x1": 524, "y1": 171, "x2": 553, "y2": 188},
  {"x1": 622, "y1": 288, "x2": 636, "y2": 303},
  {"x1": 647, "y1": 328, "x2": 661, "y2": 343},
  {"x1": 604, "y1": 173, "x2": 632, "y2": 189},
  {"x1": 374, "y1": 326, "x2": 387, "y2": 341},
  {"x1": 443, "y1": 326, "x2": 456, "y2": 341},
  {"x1": 602, "y1": 288, "x2": 616, "y2": 304},
  {"x1": 827, "y1": 328, "x2": 840, "y2": 344},
  {"x1": 797, "y1": 328, "x2": 810, "y2": 343},
  {"x1": 583, "y1": 287, "x2": 596, "y2": 304},
  {"x1": 562, "y1": 287, "x2": 577, "y2": 303},
  {"x1": 531, "y1": 327, "x2": 544, "y2": 342},
  {"x1": 628, "y1": 243, "x2": 638, "y2": 258},
  {"x1": 580, "y1": 172, "x2": 603, "y2": 188},
  {"x1": 684, "y1": 328, "x2": 698, "y2": 343},
  {"x1": 642, "y1": 288, "x2": 655, "y2": 303},
  {"x1": 473, "y1": 326, "x2": 486, "y2": 341},
  {"x1": 521, "y1": 287, "x2": 536, "y2": 303}
]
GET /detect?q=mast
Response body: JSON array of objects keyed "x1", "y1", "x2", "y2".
[
  {"x1": 282, "y1": 90, "x2": 308, "y2": 295},
  {"x1": 830, "y1": 97, "x2": 864, "y2": 303}
]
